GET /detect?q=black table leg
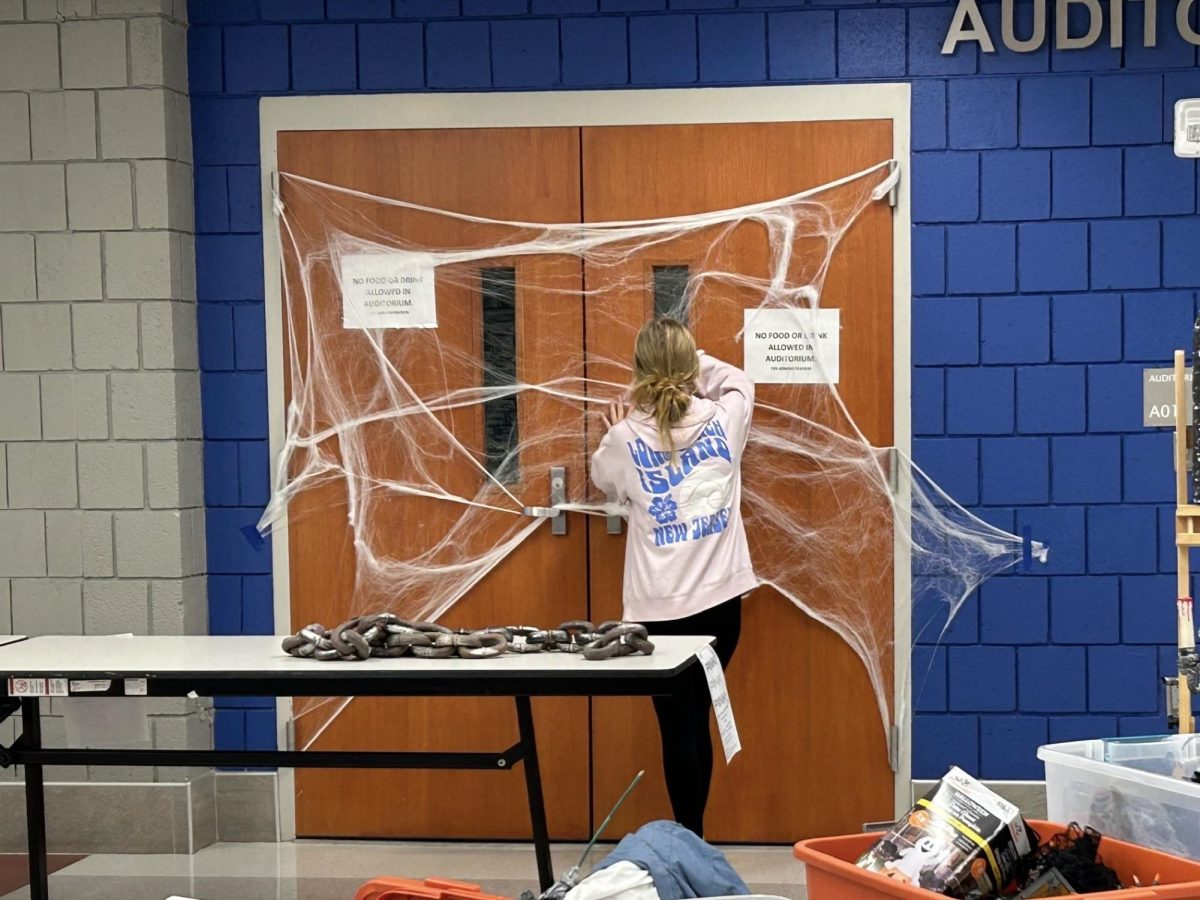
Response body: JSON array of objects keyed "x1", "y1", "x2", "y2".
[
  {"x1": 22, "y1": 698, "x2": 48, "y2": 900},
  {"x1": 515, "y1": 695, "x2": 554, "y2": 892}
]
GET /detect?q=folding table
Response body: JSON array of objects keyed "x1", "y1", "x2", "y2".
[{"x1": 0, "y1": 634, "x2": 713, "y2": 900}]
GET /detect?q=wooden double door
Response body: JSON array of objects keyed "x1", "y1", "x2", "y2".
[{"x1": 277, "y1": 118, "x2": 895, "y2": 844}]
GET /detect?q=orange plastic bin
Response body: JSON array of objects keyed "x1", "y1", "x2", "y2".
[
  {"x1": 794, "y1": 820, "x2": 1200, "y2": 900},
  {"x1": 354, "y1": 876, "x2": 510, "y2": 900}
]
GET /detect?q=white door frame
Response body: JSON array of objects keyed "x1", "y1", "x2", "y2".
[{"x1": 258, "y1": 84, "x2": 914, "y2": 839}]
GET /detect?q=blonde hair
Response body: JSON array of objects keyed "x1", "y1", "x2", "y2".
[{"x1": 630, "y1": 318, "x2": 699, "y2": 462}]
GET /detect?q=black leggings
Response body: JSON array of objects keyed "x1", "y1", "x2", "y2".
[{"x1": 643, "y1": 596, "x2": 743, "y2": 838}]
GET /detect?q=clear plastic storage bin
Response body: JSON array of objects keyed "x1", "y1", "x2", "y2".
[{"x1": 1038, "y1": 735, "x2": 1200, "y2": 861}]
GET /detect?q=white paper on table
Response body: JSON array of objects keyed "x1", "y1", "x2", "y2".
[
  {"x1": 61, "y1": 697, "x2": 150, "y2": 749},
  {"x1": 696, "y1": 644, "x2": 741, "y2": 764}
]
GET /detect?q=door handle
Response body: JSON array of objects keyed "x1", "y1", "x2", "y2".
[
  {"x1": 522, "y1": 468, "x2": 625, "y2": 537},
  {"x1": 523, "y1": 466, "x2": 568, "y2": 536},
  {"x1": 606, "y1": 495, "x2": 623, "y2": 535},
  {"x1": 549, "y1": 466, "x2": 567, "y2": 536}
]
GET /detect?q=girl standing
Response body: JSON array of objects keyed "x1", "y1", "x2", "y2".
[{"x1": 591, "y1": 317, "x2": 757, "y2": 837}]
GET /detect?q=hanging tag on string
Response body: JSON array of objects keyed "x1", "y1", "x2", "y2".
[{"x1": 696, "y1": 645, "x2": 741, "y2": 764}]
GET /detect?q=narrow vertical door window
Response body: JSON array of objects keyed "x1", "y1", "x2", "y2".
[
  {"x1": 652, "y1": 265, "x2": 690, "y2": 322},
  {"x1": 481, "y1": 267, "x2": 519, "y2": 481}
]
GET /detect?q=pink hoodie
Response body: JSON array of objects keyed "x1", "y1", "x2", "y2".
[{"x1": 591, "y1": 352, "x2": 759, "y2": 622}]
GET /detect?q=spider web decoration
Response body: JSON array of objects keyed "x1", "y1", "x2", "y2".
[{"x1": 261, "y1": 159, "x2": 1045, "y2": 754}]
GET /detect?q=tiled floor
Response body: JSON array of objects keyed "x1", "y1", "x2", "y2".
[{"x1": 0, "y1": 841, "x2": 807, "y2": 900}]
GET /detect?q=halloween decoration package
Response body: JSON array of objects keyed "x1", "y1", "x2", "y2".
[{"x1": 857, "y1": 768, "x2": 1040, "y2": 898}]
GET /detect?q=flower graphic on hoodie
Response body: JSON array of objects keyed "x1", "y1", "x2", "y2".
[{"x1": 648, "y1": 495, "x2": 678, "y2": 525}]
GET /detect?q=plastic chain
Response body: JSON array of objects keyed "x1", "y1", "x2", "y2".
[
  {"x1": 281, "y1": 617, "x2": 654, "y2": 662},
  {"x1": 582, "y1": 622, "x2": 655, "y2": 660}
]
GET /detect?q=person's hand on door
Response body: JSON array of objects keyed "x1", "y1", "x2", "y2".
[{"x1": 602, "y1": 396, "x2": 630, "y2": 430}]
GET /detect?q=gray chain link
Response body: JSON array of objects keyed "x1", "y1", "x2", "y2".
[
  {"x1": 582, "y1": 621, "x2": 655, "y2": 660},
  {"x1": 1181, "y1": 647, "x2": 1200, "y2": 694},
  {"x1": 282, "y1": 617, "x2": 654, "y2": 662}
]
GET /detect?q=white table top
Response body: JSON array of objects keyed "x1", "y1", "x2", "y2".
[
  {"x1": 0, "y1": 635, "x2": 712, "y2": 681},
  {"x1": 0, "y1": 636, "x2": 25, "y2": 648}
]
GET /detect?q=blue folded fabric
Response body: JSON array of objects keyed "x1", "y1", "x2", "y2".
[{"x1": 596, "y1": 820, "x2": 751, "y2": 900}]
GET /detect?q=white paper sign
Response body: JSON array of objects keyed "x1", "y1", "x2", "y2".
[
  {"x1": 696, "y1": 645, "x2": 741, "y2": 764},
  {"x1": 743, "y1": 308, "x2": 840, "y2": 384},
  {"x1": 123, "y1": 678, "x2": 148, "y2": 696},
  {"x1": 340, "y1": 253, "x2": 438, "y2": 330}
]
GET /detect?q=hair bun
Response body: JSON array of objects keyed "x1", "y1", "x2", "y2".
[{"x1": 653, "y1": 376, "x2": 690, "y2": 396}]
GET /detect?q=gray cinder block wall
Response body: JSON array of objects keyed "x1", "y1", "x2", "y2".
[{"x1": 0, "y1": 0, "x2": 213, "y2": 851}]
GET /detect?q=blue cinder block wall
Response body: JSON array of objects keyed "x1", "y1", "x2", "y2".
[{"x1": 189, "y1": 0, "x2": 1200, "y2": 776}]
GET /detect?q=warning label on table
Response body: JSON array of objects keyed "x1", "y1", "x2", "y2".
[
  {"x1": 7, "y1": 677, "x2": 68, "y2": 697},
  {"x1": 743, "y1": 308, "x2": 840, "y2": 384},
  {"x1": 340, "y1": 252, "x2": 438, "y2": 330}
]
